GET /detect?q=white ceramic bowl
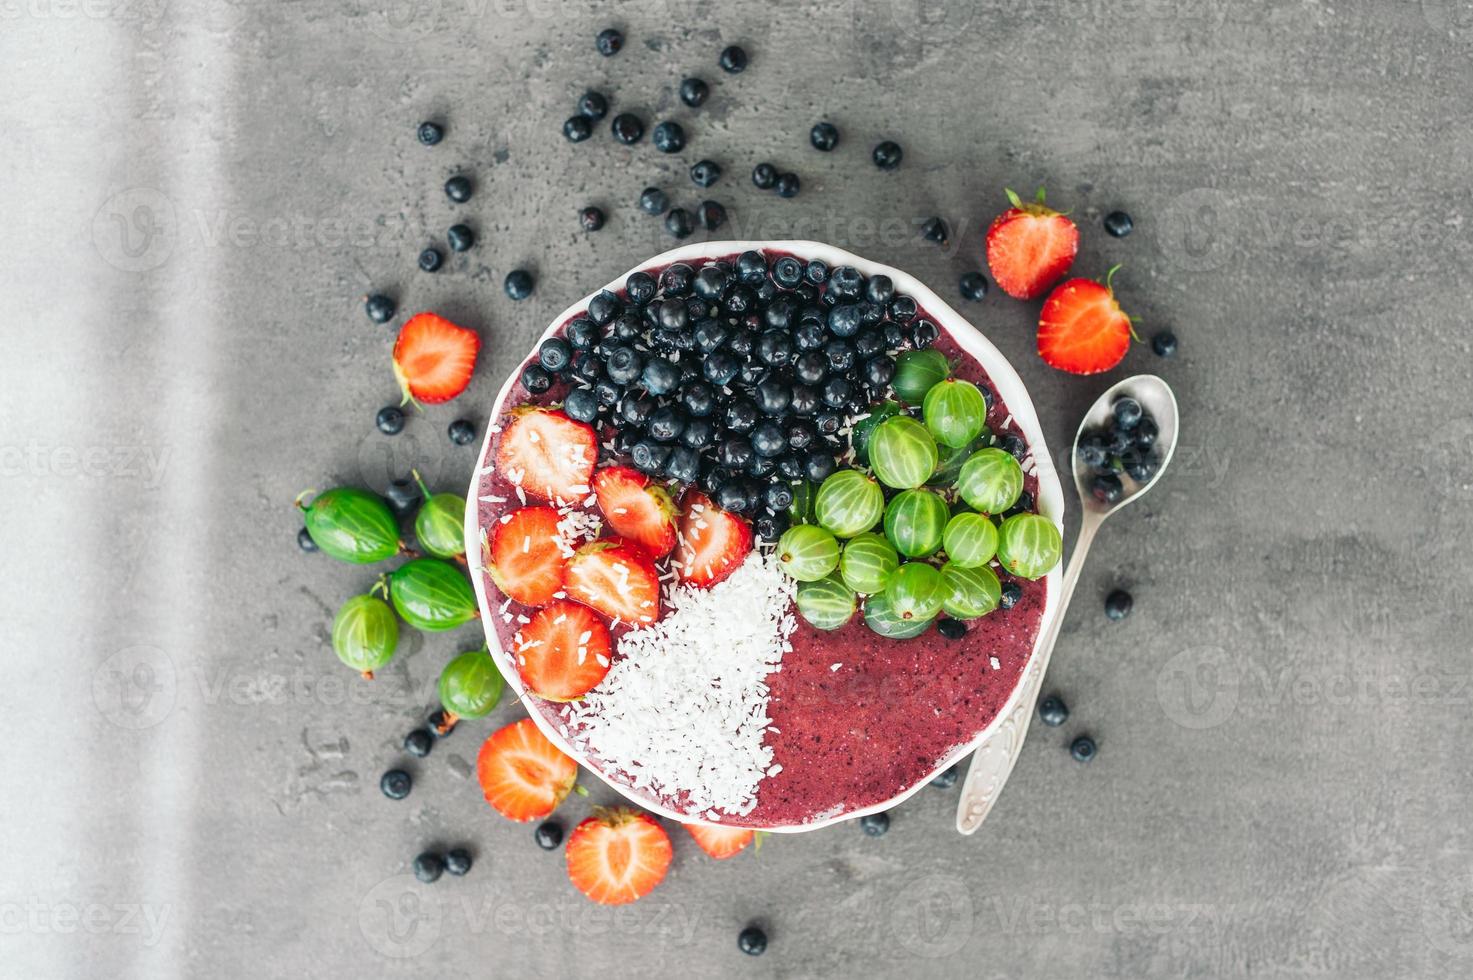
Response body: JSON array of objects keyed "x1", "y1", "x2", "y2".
[{"x1": 464, "y1": 240, "x2": 1064, "y2": 832}]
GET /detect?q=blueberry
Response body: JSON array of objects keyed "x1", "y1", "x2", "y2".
[
  {"x1": 777, "y1": 454, "x2": 805, "y2": 480},
  {"x1": 376, "y1": 405, "x2": 405, "y2": 435},
  {"x1": 750, "y1": 421, "x2": 787, "y2": 458},
  {"x1": 714, "y1": 481, "x2": 748, "y2": 513},
  {"x1": 444, "y1": 175, "x2": 473, "y2": 203},
  {"x1": 959, "y1": 271, "x2": 989, "y2": 301},
  {"x1": 535, "y1": 821, "x2": 564, "y2": 850},
  {"x1": 719, "y1": 44, "x2": 748, "y2": 73},
  {"x1": 1071, "y1": 735, "x2": 1097, "y2": 763},
  {"x1": 610, "y1": 112, "x2": 644, "y2": 144},
  {"x1": 810, "y1": 121, "x2": 839, "y2": 151},
  {"x1": 1090, "y1": 472, "x2": 1123, "y2": 505},
  {"x1": 664, "y1": 207, "x2": 693, "y2": 239},
  {"x1": 587, "y1": 290, "x2": 622, "y2": 326},
  {"x1": 762, "y1": 482, "x2": 795, "y2": 513},
  {"x1": 654, "y1": 444, "x2": 694, "y2": 483},
  {"x1": 724, "y1": 285, "x2": 755, "y2": 315},
  {"x1": 911, "y1": 320, "x2": 939, "y2": 348},
  {"x1": 872, "y1": 140, "x2": 903, "y2": 170},
  {"x1": 620, "y1": 394, "x2": 656, "y2": 427},
  {"x1": 413, "y1": 852, "x2": 444, "y2": 883},
  {"x1": 793, "y1": 321, "x2": 825, "y2": 351},
  {"x1": 860, "y1": 812, "x2": 889, "y2": 837},
  {"x1": 754, "y1": 377, "x2": 792, "y2": 416},
  {"x1": 681, "y1": 418, "x2": 717, "y2": 450},
  {"x1": 725, "y1": 400, "x2": 759, "y2": 434},
  {"x1": 380, "y1": 769, "x2": 411, "y2": 800},
  {"x1": 1103, "y1": 426, "x2": 1133, "y2": 456},
  {"x1": 690, "y1": 160, "x2": 722, "y2": 188},
  {"x1": 999, "y1": 581, "x2": 1023, "y2": 610},
  {"x1": 1001, "y1": 433, "x2": 1027, "y2": 460},
  {"x1": 937, "y1": 618, "x2": 966, "y2": 639},
  {"x1": 704, "y1": 351, "x2": 740, "y2": 386},
  {"x1": 1076, "y1": 433, "x2": 1108, "y2": 469},
  {"x1": 579, "y1": 206, "x2": 606, "y2": 232},
  {"x1": 631, "y1": 440, "x2": 671, "y2": 475},
  {"x1": 1152, "y1": 330, "x2": 1178, "y2": 357},
  {"x1": 772, "y1": 256, "x2": 803, "y2": 288},
  {"x1": 444, "y1": 849, "x2": 472, "y2": 876},
  {"x1": 679, "y1": 77, "x2": 709, "y2": 107},
  {"x1": 533, "y1": 338, "x2": 569, "y2": 375},
  {"x1": 417, "y1": 121, "x2": 443, "y2": 146},
  {"x1": 697, "y1": 200, "x2": 726, "y2": 231},
  {"x1": 752, "y1": 163, "x2": 778, "y2": 189},
  {"x1": 775, "y1": 172, "x2": 800, "y2": 198},
  {"x1": 794, "y1": 351, "x2": 828, "y2": 386},
  {"x1": 563, "y1": 387, "x2": 599, "y2": 423},
  {"x1": 738, "y1": 925, "x2": 768, "y2": 956},
  {"x1": 647, "y1": 406, "x2": 686, "y2": 443},
  {"x1": 755, "y1": 332, "x2": 792, "y2": 369},
  {"x1": 1103, "y1": 210, "x2": 1134, "y2": 238},
  {"x1": 823, "y1": 339, "x2": 855, "y2": 373},
  {"x1": 385, "y1": 478, "x2": 421, "y2": 515},
  {"x1": 804, "y1": 452, "x2": 836, "y2": 483},
  {"x1": 859, "y1": 358, "x2": 895, "y2": 393},
  {"x1": 418, "y1": 247, "x2": 443, "y2": 272},
  {"x1": 365, "y1": 293, "x2": 396, "y2": 324},
  {"x1": 505, "y1": 269, "x2": 534, "y2": 300},
  {"x1": 625, "y1": 271, "x2": 657, "y2": 305},
  {"x1": 864, "y1": 275, "x2": 894, "y2": 306},
  {"x1": 692, "y1": 321, "x2": 727, "y2": 355},
  {"x1": 448, "y1": 419, "x2": 476, "y2": 445},
  {"x1": 920, "y1": 217, "x2": 948, "y2": 244},
  {"x1": 763, "y1": 296, "x2": 796, "y2": 332},
  {"x1": 652, "y1": 120, "x2": 686, "y2": 153},
  {"x1": 829, "y1": 265, "x2": 863, "y2": 298},
  {"x1": 931, "y1": 764, "x2": 960, "y2": 788},
  {"x1": 297, "y1": 527, "x2": 318, "y2": 552},
  {"x1": 789, "y1": 384, "x2": 820, "y2": 416},
  {"x1": 1105, "y1": 589, "x2": 1133, "y2": 621},
  {"x1": 821, "y1": 377, "x2": 855, "y2": 409},
  {"x1": 595, "y1": 27, "x2": 623, "y2": 56},
  {"x1": 638, "y1": 186, "x2": 669, "y2": 215},
  {"x1": 785, "y1": 419, "x2": 816, "y2": 450},
  {"x1": 563, "y1": 115, "x2": 592, "y2": 142},
  {"x1": 753, "y1": 512, "x2": 786, "y2": 541},
  {"x1": 1133, "y1": 417, "x2": 1158, "y2": 449},
  {"x1": 1112, "y1": 396, "x2": 1143, "y2": 429},
  {"x1": 447, "y1": 224, "x2": 475, "y2": 252},
  {"x1": 827, "y1": 304, "x2": 864, "y2": 337},
  {"x1": 889, "y1": 294, "x2": 917, "y2": 321},
  {"x1": 1038, "y1": 695, "x2": 1068, "y2": 727},
  {"x1": 578, "y1": 90, "x2": 609, "y2": 120},
  {"x1": 804, "y1": 259, "x2": 830, "y2": 284}
]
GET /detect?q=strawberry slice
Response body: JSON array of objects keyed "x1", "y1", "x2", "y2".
[
  {"x1": 495, "y1": 408, "x2": 598, "y2": 504},
  {"x1": 565, "y1": 540, "x2": 661, "y2": 625},
  {"x1": 684, "y1": 822, "x2": 755, "y2": 860},
  {"x1": 514, "y1": 600, "x2": 612, "y2": 701},
  {"x1": 486, "y1": 505, "x2": 566, "y2": 607},
  {"x1": 476, "y1": 718, "x2": 579, "y2": 822},
  {"x1": 984, "y1": 187, "x2": 1079, "y2": 300},
  {"x1": 1037, "y1": 266, "x2": 1135, "y2": 375},
  {"x1": 673, "y1": 492, "x2": 752, "y2": 588},
  {"x1": 566, "y1": 807, "x2": 673, "y2": 905},
  {"x1": 392, "y1": 312, "x2": 480, "y2": 405},
  {"x1": 593, "y1": 466, "x2": 678, "y2": 557}
]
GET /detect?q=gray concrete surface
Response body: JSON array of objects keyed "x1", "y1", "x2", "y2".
[{"x1": 5, "y1": 0, "x2": 1473, "y2": 976}]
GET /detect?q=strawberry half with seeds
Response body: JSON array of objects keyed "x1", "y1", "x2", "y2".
[
  {"x1": 392, "y1": 312, "x2": 480, "y2": 405},
  {"x1": 593, "y1": 466, "x2": 678, "y2": 557},
  {"x1": 684, "y1": 822, "x2": 755, "y2": 860},
  {"x1": 1037, "y1": 265, "x2": 1137, "y2": 375},
  {"x1": 673, "y1": 492, "x2": 752, "y2": 588},
  {"x1": 486, "y1": 505, "x2": 566, "y2": 607},
  {"x1": 984, "y1": 187, "x2": 1079, "y2": 300},
  {"x1": 515, "y1": 599, "x2": 612, "y2": 701},
  {"x1": 566, "y1": 807, "x2": 673, "y2": 905},
  {"x1": 476, "y1": 718, "x2": 579, "y2": 822},
  {"x1": 565, "y1": 539, "x2": 661, "y2": 625},
  {"x1": 495, "y1": 408, "x2": 597, "y2": 504}
]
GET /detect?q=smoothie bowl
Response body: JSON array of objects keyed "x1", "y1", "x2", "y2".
[{"x1": 464, "y1": 241, "x2": 1063, "y2": 832}]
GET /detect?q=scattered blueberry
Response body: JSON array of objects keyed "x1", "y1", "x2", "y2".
[
  {"x1": 652, "y1": 120, "x2": 686, "y2": 153},
  {"x1": 404, "y1": 728, "x2": 434, "y2": 757},
  {"x1": 427, "y1": 708, "x2": 456, "y2": 736},
  {"x1": 775, "y1": 172, "x2": 800, "y2": 198},
  {"x1": 417, "y1": 121, "x2": 443, "y2": 146},
  {"x1": 690, "y1": 159, "x2": 722, "y2": 187},
  {"x1": 380, "y1": 769, "x2": 411, "y2": 800},
  {"x1": 719, "y1": 45, "x2": 748, "y2": 73},
  {"x1": 860, "y1": 812, "x2": 890, "y2": 837},
  {"x1": 448, "y1": 419, "x2": 476, "y2": 446},
  {"x1": 444, "y1": 849, "x2": 472, "y2": 876},
  {"x1": 937, "y1": 618, "x2": 967, "y2": 639},
  {"x1": 752, "y1": 162, "x2": 777, "y2": 189},
  {"x1": 376, "y1": 405, "x2": 405, "y2": 435},
  {"x1": 365, "y1": 293, "x2": 395, "y2": 324},
  {"x1": 1103, "y1": 210, "x2": 1134, "y2": 238},
  {"x1": 1070, "y1": 735, "x2": 1097, "y2": 763},
  {"x1": 384, "y1": 477, "x2": 421, "y2": 515},
  {"x1": 534, "y1": 821, "x2": 564, "y2": 850},
  {"x1": 413, "y1": 852, "x2": 445, "y2": 883},
  {"x1": 931, "y1": 765, "x2": 959, "y2": 788},
  {"x1": 999, "y1": 581, "x2": 1023, "y2": 610},
  {"x1": 920, "y1": 217, "x2": 948, "y2": 244},
  {"x1": 579, "y1": 206, "x2": 605, "y2": 232},
  {"x1": 697, "y1": 200, "x2": 726, "y2": 231},
  {"x1": 297, "y1": 527, "x2": 318, "y2": 552},
  {"x1": 1034, "y1": 696, "x2": 1068, "y2": 732},
  {"x1": 638, "y1": 186, "x2": 669, "y2": 215},
  {"x1": 563, "y1": 115, "x2": 592, "y2": 143},
  {"x1": 960, "y1": 272, "x2": 989, "y2": 301},
  {"x1": 577, "y1": 90, "x2": 609, "y2": 120},
  {"x1": 447, "y1": 224, "x2": 474, "y2": 252},
  {"x1": 1112, "y1": 395, "x2": 1143, "y2": 429},
  {"x1": 872, "y1": 140, "x2": 903, "y2": 170},
  {"x1": 610, "y1": 112, "x2": 644, "y2": 144},
  {"x1": 810, "y1": 121, "x2": 839, "y2": 151},
  {"x1": 595, "y1": 27, "x2": 623, "y2": 56},
  {"x1": 1151, "y1": 330, "x2": 1178, "y2": 357},
  {"x1": 444, "y1": 175, "x2": 472, "y2": 203},
  {"x1": 738, "y1": 925, "x2": 768, "y2": 956},
  {"x1": 1104, "y1": 589, "x2": 1133, "y2": 621},
  {"x1": 505, "y1": 269, "x2": 534, "y2": 300},
  {"x1": 418, "y1": 247, "x2": 443, "y2": 273},
  {"x1": 679, "y1": 77, "x2": 709, "y2": 107},
  {"x1": 665, "y1": 207, "x2": 693, "y2": 239}
]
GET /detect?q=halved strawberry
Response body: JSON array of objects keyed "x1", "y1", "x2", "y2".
[
  {"x1": 984, "y1": 187, "x2": 1079, "y2": 300},
  {"x1": 495, "y1": 408, "x2": 598, "y2": 504},
  {"x1": 673, "y1": 492, "x2": 752, "y2": 588},
  {"x1": 392, "y1": 312, "x2": 480, "y2": 405},
  {"x1": 565, "y1": 540, "x2": 661, "y2": 625},
  {"x1": 566, "y1": 807, "x2": 673, "y2": 905},
  {"x1": 1037, "y1": 266, "x2": 1136, "y2": 375},
  {"x1": 486, "y1": 505, "x2": 565, "y2": 607},
  {"x1": 476, "y1": 718, "x2": 579, "y2": 822},
  {"x1": 593, "y1": 466, "x2": 678, "y2": 557},
  {"x1": 514, "y1": 599, "x2": 612, "y2": 701},
  {"x1": 684, "y1": 822, "x2": 755, "y2": 860}
]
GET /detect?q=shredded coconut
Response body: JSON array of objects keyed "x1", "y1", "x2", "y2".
[{"x1": 566, "y1": 551, "x2": 797, "y2": 816}]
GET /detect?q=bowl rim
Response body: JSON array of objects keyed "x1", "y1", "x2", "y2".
[{"x1": 464, "y1": 239, "x2": 1065, "y2": 833}]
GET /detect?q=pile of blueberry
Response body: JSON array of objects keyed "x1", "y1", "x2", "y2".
[
  {"x1": 521, "y1": 248, "x2": 938, "y2": 540},
  {"x1": 1075, "y1": 394, "x2": 1160, "y2": 505}
]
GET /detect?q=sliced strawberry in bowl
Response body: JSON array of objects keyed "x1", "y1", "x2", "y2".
[
  {"x1": 684, "y1": 822, "x2": 755, "y2": 859},
  {"x1": 514, "y1": 599, "x2": 613, "y2": 701},
  {"x1": 592, "y1": 466, "x2": 678, "y2": 557},
  {"x1": 1037, "y1": 266, "x2": 1136, "y2": 375},
  {"x1": 392, "y1": 312, "x2": 480, "y2": 405},
  {"x1": 476, "y1": 718, "x2": 579, "y2": 822},
  {"x1": 673, "y1": 492, "x2": 752, "y2": 588},
  {"x1": 486, "y1": 505, "x2": 566, "y2": 607},
  {"x1": 984, "y1": 187, "x2": 1079, "y2": 300},
  {"x1": 566, "y1": 807, "x2": 673, "y2": 905},
  {"x1": 565, "y1": 539, "x2": 661, "y2": 625},
  {"x1": 495, "y1": 408, "x2": 598, "y2": 504}
]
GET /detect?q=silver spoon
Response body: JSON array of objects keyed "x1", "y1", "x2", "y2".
[{"x1": 955, "y1": 373, "x2": 1180, "y2": 835}]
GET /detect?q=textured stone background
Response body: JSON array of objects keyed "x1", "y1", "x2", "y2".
[{"x1": 5, "y1": 0, "x2": 1473, "y2": 976}]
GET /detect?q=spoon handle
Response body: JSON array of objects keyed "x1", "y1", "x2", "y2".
[{"x1": 954, "y1": 512, "x2": 1102, "y2": 835}]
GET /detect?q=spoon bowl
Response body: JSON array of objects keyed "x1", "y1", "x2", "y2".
[{"x1": 1073, "y1": 373, "x2": 1181, "y2": 517}]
